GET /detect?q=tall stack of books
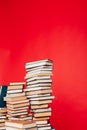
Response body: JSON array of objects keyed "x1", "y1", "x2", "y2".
[
  {"x1": 0, "y1": 108, "x2": 7, "y2": 130},
  {"x1": 24, "y1": 59, "x2": 55, "y2": 130},
  {"x1": 5, "y1": 120, "x2": 36, "y2": 130},
  {"x1": 4, "y1": 82, "x2": 32, "y2": 121}
]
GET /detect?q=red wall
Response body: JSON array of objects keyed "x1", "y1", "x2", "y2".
[{"x1": 0, "y1": 0, "x2": 87, "y2": 130}]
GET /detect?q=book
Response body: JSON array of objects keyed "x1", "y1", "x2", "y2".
[
  {"x1": 26, "y1": 76, "x2": 51, "y2": 82},
  {"x1": 4, "y1": 96, "x2": 27, "y2": 102},
  {"x1": 7, "y1": 89, "x2": 22, "y2": 94},
  {"x1": 31, "y1": 104, "x2": 48, "y2": 110},
  {"x1": 10, "y1": 82, "x2": 25, "y2": 85},
  {"x1": 25, "y1": 71, "x2": 53, "y2": 79},
  {"x1": 26, "y1": 89, "x2": 52, "y2": 95},
  {"x1": 33, "y1": 107, "x2": 51, "y2": 113},
  {"x1": 5, "y1": 120, "x2": 36, "y2": 129},
  {"x1": 26, "y1": 66, "x2": 53, "y2": 72},
  {"x1": 27, "y1": 83, "x2": 52, "y2": 88},
  {"x1": 30, "y1": 100, "x2": 53, "y2": 105},
  {"x1": 34, "y1": 112, "x2": 51, "y2": 118},
  {"x1": 7, "y1": 85, "x2": 23, "y2": 90},
  {"x1": 24, "y1": 87, "x2": 51, "y2": 92},
  {"x1": 5, "y1": 126, "x2": 36, "y2": 130},
  {"x1": 25, "y1": 59, "x2": 53, "y2": 69},
  {"x1": 0, "y1": 86, "x2": 7, "y2": 108},
  {"x1": 29, "y1": 96, "x2": 55, "y2": 101}
]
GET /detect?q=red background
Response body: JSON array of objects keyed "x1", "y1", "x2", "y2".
[{"x1": 0, "y1": 0, "x2": 87, "y2": 130}]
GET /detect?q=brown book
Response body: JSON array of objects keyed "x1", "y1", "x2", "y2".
[
  {"x1": 5, "y1": 120, "x2": 36, "y2": 129},
  {"x1": 0, "y1": 108, "x2": 7, "y2": 113},
  {"x1": 26, "y1": 89, "x2": 52, "y2": 95},
  {"x1": 0, "y1": 122, "x2": 5, "y2": 127},
  {"x1": 34, "y1": 112, "x2": 51, "y2": 118},
  {"x1": 5, "y1": 126, "x2": 36, "y2": 130},
  {"x1": 10, "y1": 82, "x2": 25, "y2": 85},
  {"x1": 7, "y1": 85, "x2": 23, "y2": 90},
  {"x1": 7, "y1": 102, "x2": 29, "y2": 108},
  {"x1": 7, "y1": 109, "x2": 27, "y2": 114},
  {"x1": 31, "y1": 104, "x2": 48, "y2": 110},
  {"x1": 7, "y1": 99, "x2": 29, "y2": 105},
  {"x1": 33, "y1": 117, "x2": 49, "y2": 121},
  {"x1": 4, "y1": 96, "x2": 27, "y2": 102},
  {"x1": 7, "y1": 106, "x2": 28, "y2": 111},
  {"x1": 30, "y1": 100, "x2": 52, "y2": 105},
  {"x1": 8, "y1": 112, "x2": 28, "y2": 116},
  {"x1": 6, "y1": 93, "x2": 25, "y2": 98},
  {"x1": 25, "y1": 71, "x2": 53, "y2": 79}
]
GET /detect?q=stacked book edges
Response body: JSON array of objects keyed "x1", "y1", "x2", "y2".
[
  {"x1": 5, "y1": 120, "x2": 36, "y2": 130},
  {"x1": 0, "y1": 108, "x2": 7, "y2": 130},
  {"x1": 4, "y1": 82, "x2": 32, "y2": 121},
  {"x1": 24, "y1": 59, "x2": 55, "y2": 130}
]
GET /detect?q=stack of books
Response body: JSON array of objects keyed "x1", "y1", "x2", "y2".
[
  {"x1": 5, "y1": 120, "x2": 36, "y2": 130},
  {"x1": 4, "y1": 82, "x2": 32, "y2": 121},
  {"x1": 0, "y1": 108, "x2": 7, "y2": 130},
  {"x1": 24, "y1": 59, "x2": 55, "y2": 130}
]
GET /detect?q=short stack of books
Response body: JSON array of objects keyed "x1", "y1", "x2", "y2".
[
  {"x1": 24, "y1": 59, "x2": 55, "y2": 130},
  {"x1": 0, "y1": 108, "x2": 7, "y2": 130},
  {"x1": 5, "y1": 120, "x2": 36, "y2": 130},
  {"x1": 4, "y1": 82, "x2": 32, "y2": 121}
]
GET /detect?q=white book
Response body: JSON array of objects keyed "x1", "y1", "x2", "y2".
[
  {"x1": 26, "y1": 70, "x2": 52, "y2": 76},
  {"x1": 27, "y1": 94, "x2": 51, "y2": 98},
  {"x1": 26, "y1": 76, "x2": 51, "y2": 82},
  {"x1": 37, "y1": 123, "x2": 50, "y2": 127},
  {"x1": 27, "y1": 68, "x2": 52, "y2": 75},
  {"x1": 26, "y1": 59, "x2": 52, "y2": 68},
  {"x1": 27, "y1": 79, "x2": 52, "y2": 85},
  {"x1": 7, "y1": 89, "x2": 22, "y2": 94},
  {"x1": 30, "y1": 100, "x2": 52, "y2": 105},
  {"x1": 27, "y1": 83, "x2": 51, "y2": 88},
  {"x1": 30, "y1": 96, "x2": 55, "y2": 101},
  {"x1": 7, "y1": 107, "x2": 28, "y2": 111},
  {"x1": 5, "y1": 121, "x2": 36, "y2": 129},
  {"x1": 24, "y1": 87, "x2": 51, "y2": 92},
  {"x1": 9, "y1": 112, "x2": 28, "y2": 116},
  {"x1": 6, "y1": 92, "x2": 25, "y2": 98},
  {"x1": 26, "y1": 66, "x2": 53, "y2": 72},
  {"x1": 8, "y1": 116, "x2": 32, "y2": 121},
  {"x1": 34, "y1": 108, "x2": 51, "y2": 113},
  {"x1": 38, "y1": 126, "x2": 51, "y2": 130}
]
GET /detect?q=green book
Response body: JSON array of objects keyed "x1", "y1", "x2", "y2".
[{"x1": 0, "y1": 86, "x2": 7, "y2": 108}]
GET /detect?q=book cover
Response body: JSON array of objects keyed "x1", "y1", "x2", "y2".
[{"x1": 0, "y1": 86, "x2": 7, "y2": 108}]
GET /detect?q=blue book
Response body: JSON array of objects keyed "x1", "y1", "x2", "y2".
[{"x1": 0, "y1": 86, "x2": 7, "y2": 108}]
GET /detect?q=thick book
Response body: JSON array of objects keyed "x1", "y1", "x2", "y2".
[
  {"x1": 25, "y1": 59, "x2": 53, "y2": 69},
  {"x1": 4, "y1": 96, "x2": 27, "y2": 102},
  {"x1": 26, "y1": 89, "x2": 52, "y2": 95},
  {"x1": 25, "y1": 71, "x2": 52, "y2": 79},
  {"x1": 5, "y1": 120, "x2": 36, "y2": 129},
  {"x1": 0, "y1": 86, "x2": 7, "y2": 108}
]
